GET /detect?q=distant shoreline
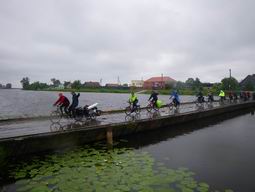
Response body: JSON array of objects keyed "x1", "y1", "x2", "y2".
[{"x1": 19, "y1": 87, "x2": 201, "y2": 95}]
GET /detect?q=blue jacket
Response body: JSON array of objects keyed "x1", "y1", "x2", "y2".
[{"x1": 170, "y1": 92, "x2": 180, "y2": 103}]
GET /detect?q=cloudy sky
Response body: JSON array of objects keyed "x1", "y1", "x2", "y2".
[{"x1": 0, "y1": 0, "x2": 255, "y2": 87}]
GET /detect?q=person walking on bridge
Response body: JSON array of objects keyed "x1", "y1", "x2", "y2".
[
  {"x1": 68, "y1": 92, "x2": 80, "y2": 118},
  {"x1": 53, "y1": 93, "x2": 70, "y2": 115}
]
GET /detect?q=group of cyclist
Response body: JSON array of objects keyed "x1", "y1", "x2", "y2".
[
  {"x1": 53, "y1": 92, "x2": 80, "y2": 117},
  {"x1": 54, "y1": 89, "x2": 255, "y2": 116}
]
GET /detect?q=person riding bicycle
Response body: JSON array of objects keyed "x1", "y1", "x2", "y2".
[
  {"x1": 219, "y1": 90, "x2": 225, "y2": 102},
  {"x1": 53, "y1": 93, "x2": 70, "y2": 115},
  {"x1": 197, "y1": 90, "x2": 205, "y2": 103},
  {"x1": 68, "y1": 91, "x2": 80, "y2": 118},
  {"x1": 169, "y1": 90, "x2": 180, "y2": 107},
  {"x1": 129, "y1": 92, "x2": 139, "y2": 113},
  {"x1": 228, "y1": 91, "x2": 234, "y2": 102},
  {"x1": 148, "y1": 90, "x2": 158, "y2": 108},
  {"x1": 207, "y1": 91, "x2": 214, "y2": 102}
]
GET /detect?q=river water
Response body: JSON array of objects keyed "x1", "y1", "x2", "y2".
[
  {"x1": 0, "y1": 89, "x2": 196, "y2": 120},
  {"x1": 1, "y1": 109, "x2": 255, "y2": 191},
  {"x1": 1, "y1": 89, "x2": 254, "y2": 191}
]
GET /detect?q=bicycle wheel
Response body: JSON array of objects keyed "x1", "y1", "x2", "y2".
[
  {"x1": 50, "y1": 122, "x2": 62, "y2": 132},
  {"x1": 135, "y1": 106, "x2": 141, "y2": 114},
  {"x1": 168, "y1": 103, "x2": 174, "y2": 111},
  {"x1": 50, "y1": 111, "x2": 62, "y2": 123},
  {"x1": 125, "y1": 106, "x2": 131, "y2": 115},
  {"x1": 90, "y1": 112, "x2": 96, "y2": 120},
  {"x1": 146, "y1": 104, "x2": 152, "y2": 112}
]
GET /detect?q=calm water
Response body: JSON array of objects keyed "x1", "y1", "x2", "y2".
[
  {"x1": 1, "y1": 110, "x2": 255, "y2": 191},
  {"x1": 0, "y1": 89, "x2": 195, "y2": 120}
]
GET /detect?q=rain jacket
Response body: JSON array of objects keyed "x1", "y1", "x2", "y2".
[{"x1": 219, "y1": 90, "x2": 225, "y2": 97}]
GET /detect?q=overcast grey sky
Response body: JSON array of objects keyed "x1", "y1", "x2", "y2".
[{"x1": 0, "y1": 0, "x2": 255, "y2": 87}]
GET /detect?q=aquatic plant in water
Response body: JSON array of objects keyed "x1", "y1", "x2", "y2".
[{"x1": 10, "y1": 145, "x2": 233, "y2": 192}]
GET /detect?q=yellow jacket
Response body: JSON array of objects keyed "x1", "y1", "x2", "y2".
[{"x1": 219, "y1": 90, "x2": 225, "y2": 97}]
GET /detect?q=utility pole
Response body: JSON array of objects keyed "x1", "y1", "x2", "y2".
[
  {"x1": 161, "y1": 73, "x2": 163, "y2": 89},
  {"x1": 229, "y1": 69, "x2": 232, "y2": 90},
  {"x1": 117, "y1": 76, "x2": 121, "y2": 85}
]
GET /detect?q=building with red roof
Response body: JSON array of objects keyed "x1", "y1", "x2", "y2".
[{"x1": 143, "y1": 76, "x2": 176, "y2": 89}]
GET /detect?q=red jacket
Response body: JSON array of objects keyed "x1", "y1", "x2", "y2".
[{"x1": 54, "y1": 95, "x2": 70, "y2": 106}]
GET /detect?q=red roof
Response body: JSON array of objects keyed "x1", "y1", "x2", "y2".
[{"x1": 145, "y1": 76, "x2": 176, "y2": 82}]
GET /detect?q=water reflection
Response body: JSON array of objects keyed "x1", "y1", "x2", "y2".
[
  {"x1": 124, "y1": 113, "x2": 141, "y2": 122},
  {"x1": 50, "y1": 119, "x2": 101, "y2": 132},
  {"x1": 147, "y1": 111, "x2": 161, "y2": 119}
]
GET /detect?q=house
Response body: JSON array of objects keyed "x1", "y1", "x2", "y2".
[
  {"x1": 239, "y1": 74, "x2": 255, "y2": 89},
  {"x1": 84, "y1": 81, "x2": 101, "y2": 88},
  {"x1": 143, "y1": 76, "x2": 176, "y2": 89},
  {"x1": 105, "y1": 83, "x2": 120, "y2": 88},
  {"x1": 131, "y1": 80, "x2": 144, "y2": 88}
]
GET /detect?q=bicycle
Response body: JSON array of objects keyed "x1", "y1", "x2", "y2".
[
  {"x1": 167, "y1": 98, "x2": 180, "y2": 113},
  {"x1": 124, "y1": 101, "x2": 141, "y2": 115},
  {"x1": 74, "y1": 104, "x2": 102, "y2": 122},
  {"x1": 146, "y1": 101, "x2": 160, "y2": 112},
  {"x1": 50, "y1": 105, "x2": 70, "y2": 123},
  {"x1": 195, "y1": 96, "x2": 205, "y2": 110}
]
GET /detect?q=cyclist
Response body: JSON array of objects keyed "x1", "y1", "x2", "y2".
[
  {"x1": 228, "y1": 91, "x2": 233, "y2": 102},
  {"x1": 207, "y1": 91, "x2": 214, "y2": 102},
  {"x1": 169, "y1": 90, "x2": 180, "y2": 107},
  {"x1": 219, "y1": 90, "x2": 225, "y2": 102},
  {"x1": 68, "y1": 92, "x2": 80, "y2": 117},
  {"x1": 129, "y1": 92, "x2": 139, "y2": 113},
  {"x1": 197, "y1": 90, "x2": 205, "y2": 103},
  {"x1": 53, "y1": 93, "x2": 70, "y2": 115},
  {"x1": 148, "y1": 90, "x2": 158, "y2": 108}
]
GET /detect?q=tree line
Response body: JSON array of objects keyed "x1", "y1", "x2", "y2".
[
  {"x1": 20, "y1": 76, "x2": 254, "y2": 92},
  {"x1": 20, "y1": 77, "x2": 85, "y2": 90}
]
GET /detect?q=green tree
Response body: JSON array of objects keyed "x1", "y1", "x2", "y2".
[
  {"x1": 221, "y1": 77, "x2": 239, "y2": 91},
  {"x1": 175, "y1": 81, "x2": 186, "y2": 89},
  {"x1": 185, "y1": 77, "x2": 202, "y2": 90},
  {"x1": 194, "y1": 78, "x2": 202, "y2": 89},
  {"x1": 64, "y1": 81, "x2": 71, "y2": 89},
  {"x1": 71, "y1": 80, "x2": 82, "y2": 89},
  {"x1": 211, "y1": 83, "x2": 222, "y2": 95},
  {"x1": 20, "y1": 77, "x2": 30, "y2": 89},
  {"x1": 185, "y1": 78, "x2": 195, "y2": 88},
  {"x1": 50, "y1": 78, "x2": 61, "y2": 87}
]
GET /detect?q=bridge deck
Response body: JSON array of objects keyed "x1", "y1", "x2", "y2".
[{"x1": 0, "y1": 101, "x2": 251, "y2": 140}]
